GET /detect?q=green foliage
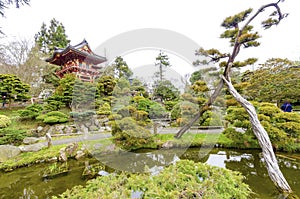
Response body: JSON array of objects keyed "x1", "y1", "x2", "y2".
[
  {"x1": 0, "y1": 74, "x2": 30, "y2": 102},
  {"x1": 0, "y1": 115, "x2": 11, "y2": 128},
  {"x1": 72, "y1": 80, "x2": 96, "y2": 111},
  {"x1": 54, "y1": 74, "x2": 76, "y2": 108},
  {"x1": 44, "y1": 94, "x2": 63, "y2": 111},
  {"x1": 171, "y1": 101, "x2": 199, "y2": 126},
  {"x1": 164, "y1": 100, "x2": 178, "y2": 111},
  {"x1": 18, "y1": 103, "x2": 43, "y2": 120},
  {"x1": 242, "y1": 58, "x2": 300, "y2": 103},
  {"x1": 136, "y1": 98, "x2": 153, "y2": 112},
  {"x1": 221, "y1": 8, "x2": 253, "y2": 29},
  {"x1": 155, "y1": 51, "x2": 171, "y2": 81},
  {"x1": 116, "y1": 105, "x2": 137, "y2": 118},
  {"x1": 190, "y1": 80, "x2": 209, "y2": 93},
  {"x1": 199, "y1": 111, "x2": 223, "y2": 126},
  {"x1": 130, "y1": 78, "x2": 148, "y2": 97},
  {"x1": 37, "y1": 111, "x2": 68, "y2": 124},
  {"x1": 97, "y1": 102, "x2": 111, "y2": 116},
  {"x1": 224, "y1": 102, "x2": 300, "y2": 151},
  {"x1": 35, "y1": 18, "x2": 70, "y2": 54},
  {"x1": 54, "y1": 160, "x2": 251, "y2": 199},
  {"x1": 189, "y1": 70, "x2": 202, "y2": 84},
  {"x1": 112, "y1": 56, "x2": 133, "y2": 79},
  {"x1": 0, "y1": 128, "x2": 26, "y2": 145},
  {"x1": 148, "y1": 103, "x2": 167, "y2": 119},
  {"x1": 111, "y1": 117, "x2": 153, "y2": 150},
  {"x1": 96, "y1": 75, "x2": 116, "y2": 97},
  {"x1": 153, "y1": 80, "x2": 179, "y2": 102}
]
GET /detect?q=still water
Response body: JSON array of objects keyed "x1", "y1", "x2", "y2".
[{"x1": 0, "y1": 148, "x2": 299, "y2": 198}]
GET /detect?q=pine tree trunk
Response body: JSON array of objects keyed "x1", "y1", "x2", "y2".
[{"x1": 222, "y1": 76, "x2": 292, "y2": 193}]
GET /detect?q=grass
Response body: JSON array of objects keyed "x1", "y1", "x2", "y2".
[
  {"x1": 0, "y1": 107, "x2": 41, "y2": 133},
  {"x1": 0, "y1": 143, "x2": 85, "y2": 172}
]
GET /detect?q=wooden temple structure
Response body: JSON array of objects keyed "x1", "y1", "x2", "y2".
[{"x1": 46, "y1": 39, "x2": 106, "y2": 82}]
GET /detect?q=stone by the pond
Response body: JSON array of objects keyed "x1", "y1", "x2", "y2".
[
  {"x1": 19, "y1": 143, "x2": 46, "y2": 152},
  {"x1": 37, "y1": 126, "x2": 43, "y2": 133},
  {"x1": 98, "y1": 170, "x2": 109, "y2": 176},
  {"x1": 0, "y1": 145, "x2": 21, "y2": 162},
  {"x1": 23, "y1": 137, "x2": 40, "y2": 145},
  {"x1": 65, "y1": 143, "x2": 78, "y2": 156},
  {"x1": 162, "y1": 141, "x2": 174, "y2": 149},
  {"x1": 59, "y1": 148, "x2": 68, "y2": 162},
  {"x1": 75, "y1": 150, "x2": 85, "y2": 160}
]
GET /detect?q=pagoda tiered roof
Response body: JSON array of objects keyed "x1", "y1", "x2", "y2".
[
  {"x1": 46, "y1": 40, "x2": 107, "y2": 82},
  {"x1": 46, "y1": 39, "x2": 106, "y2": 66}
]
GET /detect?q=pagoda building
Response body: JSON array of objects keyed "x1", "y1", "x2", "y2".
[{"x1": 46, "y1": 39, "x2": 106, "y2": 82}]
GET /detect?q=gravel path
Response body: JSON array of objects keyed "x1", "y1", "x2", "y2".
[{"x1": 38, "y1": 127, "x2": 224, "y2": 146}]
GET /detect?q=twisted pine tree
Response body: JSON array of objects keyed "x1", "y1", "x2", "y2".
[{"x1": 175, "y1": 0, "x2": 292, "y2": 194}]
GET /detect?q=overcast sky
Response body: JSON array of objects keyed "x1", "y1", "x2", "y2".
[{"x1": 1, "y1": 0, "x2": 300, "y2": 76}]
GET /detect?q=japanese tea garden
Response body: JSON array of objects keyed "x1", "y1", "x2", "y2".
[{"x1": 0, "y1": 0, "x2": 300, "y2": 198}]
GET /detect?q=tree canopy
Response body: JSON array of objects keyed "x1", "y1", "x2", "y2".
[
  {"x1": 0, "y1": 74, "x2": 30, "y2": 103},
  {"x1": 0, "y1": 0, "x2": 29, "y2": 17},
  {"x1": 34, "y1": 18, "x2": 70, "y2": 54},
  {"x1": 241, "y1": 58, "x2": 300, "y2": 103}
]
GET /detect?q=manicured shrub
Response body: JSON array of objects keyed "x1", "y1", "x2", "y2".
[
  {"x1": 53, "y1": 160, "x2": 251, "y2": 199},
  {"x1": 0, "y1": 128, "x2": 26, "y2": 145},
  {"x1": 224, "y1": 102, "x2": 300, "y2": 151},
  {"x1": 18, "y1": 103, "x2": 43, "y2": 120},
  {"x1": 112, "y1": 117, "x2": 153, "y2": 150},
  {"x1": 37, "y1": 111, "x2": 69, "y2": 124},
  {"x1": 0, "y1": 115, "x2": 11, "y2": 128},
  {"x1": 97, "y1": 102, "x2": 111, "y2": 116},
  {"x1": 148, "y1": 103, "x2": 167, "y2": 119}
]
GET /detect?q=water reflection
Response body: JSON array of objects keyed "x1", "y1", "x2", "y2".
[
  {"x1": 0, "y1": 160, "x2": 87, "y2": 199},
  {"x1": 0, "y1": 148, "x2": 299, "y2": 199},
  {"x1": 181, "y1": 148, "x2": 300, "y2": 199}
]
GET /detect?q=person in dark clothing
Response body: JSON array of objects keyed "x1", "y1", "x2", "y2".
[
  {"x1": 281, "y1": 101, "x2": 293, "y2": 112},
  {"x1": 1, "y1": 92, "x2": 7, "y2": 108}
]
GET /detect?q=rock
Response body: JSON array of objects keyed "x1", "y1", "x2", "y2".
[
  {"x1": 75, "y1": 150, "x2": 85, "y2": 160},
  {"x1": 0, "y1": 145, "x2": 21, "y2": 162},
  {"x1": 55, "y1": 125, "x2": 64, "y2": 134},
  {"x1": 162, "y1": 141, "x2": 174, "y2": 149},
  {"x1": 59, "y1": 148, "x2": 67, "y2": 162},
  {"x1": 19, "y1": 143, "x2": 46, "y2": 152},
  {"x1": 105, "y1": 126, "x2": 112, "y2": 131},
  {"x1": 47, "y1": 126, "x2": 54, "y2": 135},
  {"x1": 48, "y1": 157, "x2": 58, "y2": 162},
  {"x1": 23, "y1": 137, "x2": 40, "y2": 145},
  {"x1": 234, "y1": 127, "x2": 246, "y2": 133},
  {"x1": 65, "y1": 143, "x2": 78, "y2": 156},
  {"x1": 64, "y1": 126, "x2": 73, "y2": 134},
  {"x1": 89, "y1": 125, "x2": 98, "y2": 131},
  {"x1": 94, "y1": 118, "x2": 100, "y2": 127},
  {"x1": 98, "y1": 170, "x2": 109, "y2": 176},
  {"x1": 105, "y1": 144, "x2": 116, "y2": 152},
  {"x1": 37, "y1": 126, "x2": 43, "y2": 133}
]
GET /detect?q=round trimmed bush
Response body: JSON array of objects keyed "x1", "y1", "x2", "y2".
[{"x1": 0, "y1": 115, "x2": 11, "y2": 128}]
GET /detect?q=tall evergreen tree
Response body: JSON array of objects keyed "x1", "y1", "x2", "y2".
[
  {"x1": 155, "y1": 51, "x2": 170, "y2": 82},
  {"x1": 34, "y1": 18, "x2": 70, "y2": 54},
  {"x1": 112, "y1": 56, "x2": 133, "y2": 79}
]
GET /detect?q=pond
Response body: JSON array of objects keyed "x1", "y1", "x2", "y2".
[{"x1": 0, "y1": 148, "x2": 299, "y2": 198}]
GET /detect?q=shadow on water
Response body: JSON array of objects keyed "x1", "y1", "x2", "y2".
[{"x1": 0, "y1": 148, "x2": 299, "y2": 198}]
